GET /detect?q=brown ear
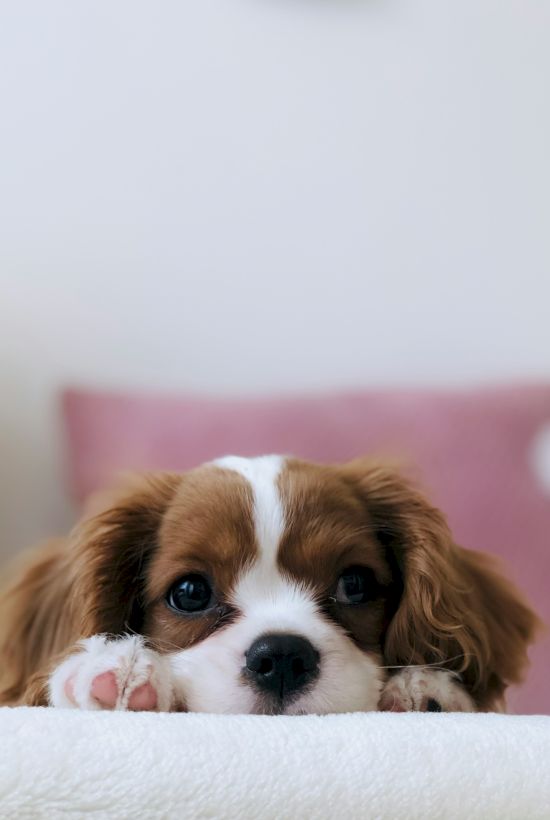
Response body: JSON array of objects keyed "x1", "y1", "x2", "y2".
[
  {"x1": 0, "y1": 538, "x2": 74, "y2": 704},
  {"x1": 344, "y1": 459, "x2": 541, "y2": 709},
  {"x1": 0, "y1": 472, "x2": 180, "y2": 705},
  {"x1": 67, "y1": 472, "x2": 181, "y2": 637}
]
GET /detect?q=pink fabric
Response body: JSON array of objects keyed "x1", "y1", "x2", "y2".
[{"x1": 62, "y1": 386, "x2": 550, "y2": 714}]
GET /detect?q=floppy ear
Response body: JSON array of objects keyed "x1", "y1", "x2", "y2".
[
  {"x1": 0, "y1": 472, "x2": 180, "y2": 705},
  {"x1": 344, "y1": 459, "x2": 541, "y2": 709},
  {"x1": 68, "y1": 472, "x2": 181, "y2": 637}
]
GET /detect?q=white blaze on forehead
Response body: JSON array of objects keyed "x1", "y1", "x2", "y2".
[
  {"x1": 213, "y1": 455, "x2": 286, "y2": 568},
  {"x1": 213, "y1": 454, "x2": 298, "y2": 614}
]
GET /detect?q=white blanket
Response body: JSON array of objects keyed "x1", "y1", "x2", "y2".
[{"x1": 0, "y1": 708, "x2": 549, "y2": 819}]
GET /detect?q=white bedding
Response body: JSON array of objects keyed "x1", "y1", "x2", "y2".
[{"x1": 0, "y1": 708, "x2": 549, "y2": 819}]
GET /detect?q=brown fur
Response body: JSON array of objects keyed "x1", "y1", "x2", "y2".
[
  {"x1": 279, "y1": 460, "x2": 399, "y2": 652},
  {"x1": 0, "y1": 473, "x2": 181, "y2": 704},
  {"x1": 343, "y1": 459, "x2": 541, "y2": 709},
  {"x1": 0, "y1": 458, "x2": 541, "y2": 709}
]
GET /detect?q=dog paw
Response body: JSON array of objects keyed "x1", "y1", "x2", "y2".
[
  {"x1": 378, "y1": 668, "x2": 475, "y2": 713},
  {"x1": 48, "y1": 635, "x2": 179, "y2": 711}
]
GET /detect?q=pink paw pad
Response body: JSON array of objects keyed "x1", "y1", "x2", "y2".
[
  {"x1": 64, "y1": 674, "x2": 76, "y2": 704},
  {"x1": 63, "y1": 671, "x2": 125, "y2": 708},
  {"x1": 88, "y1": 672, "x2": 158, "y2": 710},
  {"x1": 91, "y1": 671, "x2": 119, "y2": 708},
  {"x1": 378, "y1": 694, "x2": 407, "y2": 712},
  {"x1": 61, "y1": 654, "x2": 161, "y2": 711},
  {"x1": 380, "y1": 702, "x2": 407, "y2": 712},
  {"x1": 127, "y1": 682, "x2": 158, "y2": 711}
]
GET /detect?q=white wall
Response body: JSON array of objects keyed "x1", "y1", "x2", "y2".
[{"x1": 1, "y1": 0, "x2": 549, "y2": 556}]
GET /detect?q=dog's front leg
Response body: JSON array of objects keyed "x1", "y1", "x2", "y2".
[
  {"x1": 378, "y1": 668, "x2": 476, "y2": 712},
  {"x1": 45, "y1": 634, "x2": 184, "y2": 711}
]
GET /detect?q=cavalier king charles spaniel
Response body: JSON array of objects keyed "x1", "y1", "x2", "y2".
[{"x1": 0, "y1": 456, "x2": 538, "y2": 714}]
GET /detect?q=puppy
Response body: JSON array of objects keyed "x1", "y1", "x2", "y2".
[{"x1": 0, "y1": 456, "x2": 539, "y2": 714}]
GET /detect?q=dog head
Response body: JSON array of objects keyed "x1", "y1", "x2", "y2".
[{"x1": 66, "y1": 455, "x2": 538, "y2": 713}]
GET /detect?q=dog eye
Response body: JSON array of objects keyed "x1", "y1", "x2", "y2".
[
  {"x1": 335, "y1": 567, "x2": 374, "y2": 605},
  {"x1": 166, "y1": 575, "x2": 213, "y2": 613}
]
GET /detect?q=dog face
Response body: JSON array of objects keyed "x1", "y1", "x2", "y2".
[
  {"x1": 58, "y1": 456, "x2": 537, "y2": 713},
  {"x1": 143, "y1": 456, "x2": 400, "y2": 714}
]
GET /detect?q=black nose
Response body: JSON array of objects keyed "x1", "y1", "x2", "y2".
[{"x1": 245, "y1": 634, "x2": 320, "y2": 699}]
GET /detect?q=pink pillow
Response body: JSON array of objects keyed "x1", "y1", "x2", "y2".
[{"x1": 62, "y1": 385, "x2": 550, "y2": 714}]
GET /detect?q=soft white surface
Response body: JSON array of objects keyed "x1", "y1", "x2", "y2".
[
  {"x1": 0, "y1": 709, "x2": 549, "y2": 820},
  {"x1": 1, "y1": 1, "x2": 550, "y2": 558}
]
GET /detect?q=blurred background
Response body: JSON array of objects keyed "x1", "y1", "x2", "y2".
[{"x1": 0, "y1": 1, "x2": 549, "y2": 709}]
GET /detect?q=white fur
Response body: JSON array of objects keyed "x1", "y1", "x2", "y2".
[
  {"x1": 49, "y1": 635, "x2": 177, "y2": 711},
  {"x1": 379, "y1": 668, "x2": 475, "y2": 712}
]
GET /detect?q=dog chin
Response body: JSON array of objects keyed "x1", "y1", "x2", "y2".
[{"x1": 252, "y1": 684, "x2": 382, "y2": 716}]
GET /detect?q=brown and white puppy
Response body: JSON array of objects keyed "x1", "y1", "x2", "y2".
[{"x1": 0, "y1": 456, "x2": 539, "y2": 714}]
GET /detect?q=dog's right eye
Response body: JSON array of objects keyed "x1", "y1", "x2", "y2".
[{"x1": 166, "y1": 575, "x2": 213, "y2": 613}]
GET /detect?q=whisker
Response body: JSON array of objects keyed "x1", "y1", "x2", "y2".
[
  {"x1": 120, "y1": 624, "x2": 187, "y2": 654},
  {"x1": 376, "y1": 653, "x2": 473, "y2": 679},
  {"x1": 147, "y1": 637, "x2": 188, "y2": 653}
]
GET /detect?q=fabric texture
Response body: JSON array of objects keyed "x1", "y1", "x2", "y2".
[
  {"x1": 62, "y1": 385, "x2": 550, "y2": 714},
  {"x1": 0, "y1": 708, "x2": 549, "y2": 819}
]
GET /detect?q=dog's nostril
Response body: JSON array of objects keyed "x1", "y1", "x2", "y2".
[
  {"x1": 245, "y1": 634, "x2": 320, "y2": 698},
  {"x1": 292, "y1": 657, "x2": 305, "y2": 677},
  {"x1": 258, "y1": 657, "x2": 274, "y2": 676}
]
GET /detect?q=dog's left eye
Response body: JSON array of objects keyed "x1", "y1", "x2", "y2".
[
  {"x1": 166, "y1": 575, "x2": 213, "y2": 613},
  {"x1": 335, "y1": 567, "x2": 374, "y2": 605}
]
